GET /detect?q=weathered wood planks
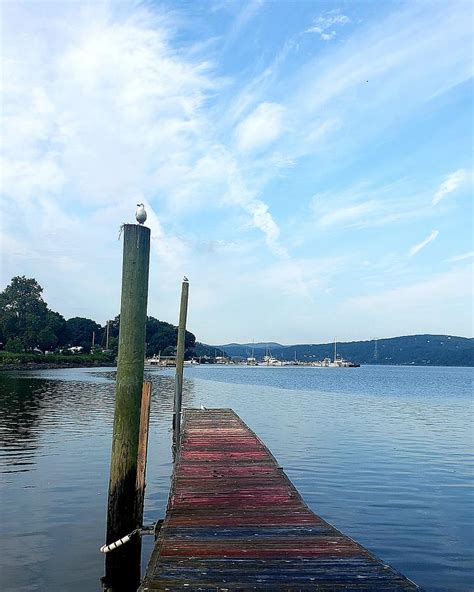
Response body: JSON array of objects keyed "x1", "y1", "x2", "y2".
[{"x1": 140, "y1": 409, "x2": 421, "y2": 591}]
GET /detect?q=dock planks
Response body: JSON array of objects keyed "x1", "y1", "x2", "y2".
[{"x1": 140, "y1": 409, "x2": 421, "y2": 591}]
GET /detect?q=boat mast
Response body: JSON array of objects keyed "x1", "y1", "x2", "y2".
[
  {"x1": 106, "y1": 320, "x2": 110, "y2": 350},
  {"x1": 334, "y1": 337, "x2": 337, "y2": 363}
]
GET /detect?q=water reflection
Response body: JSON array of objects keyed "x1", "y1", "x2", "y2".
[{"x1": 0, "y1": 376, "x2": 46, "y2": 458}]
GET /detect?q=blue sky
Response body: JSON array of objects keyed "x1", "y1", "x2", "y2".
[{"x1": 1, "y1": 0, "x2": 472, "y2": 344}]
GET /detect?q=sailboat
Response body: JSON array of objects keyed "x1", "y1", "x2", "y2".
[
  {"x1": 312, "y1": 338, "x2": 359, "y2": 367},
  {"x1": 328, "y1": 337, "x2": 360, "y2": 367},
  {"x1": 246, "y1": 340, "x2": 257, "y2": 365}
]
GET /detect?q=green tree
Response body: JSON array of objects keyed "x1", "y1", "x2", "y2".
[
  {"x1": 145, "y1": 316, "x2": 195, "y2": 357},
  {"x1": 46, "y1": 310, "x2": 68, "y2": 347},
  {"x1": 37, "y1": 328, "x2": 58, "y2": 352},
  {"x1": 66, "y1": 317, "x2": 101, "y2": 352},
  {"x1": 108, "y1": 314, "x2": 196, "y2": 358},
  {"x1": 5, "y1": 337, "x2": 24, "y2": 353},
  {"x1": 0, "y1": 276, "x2": 49, "y2": 350}
]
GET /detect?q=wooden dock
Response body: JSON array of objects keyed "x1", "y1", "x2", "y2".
[{"x1": 140, "y1": 409, "x2": 421, "y2": 591}]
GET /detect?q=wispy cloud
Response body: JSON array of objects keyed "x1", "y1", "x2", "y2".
[
  {"x1": 305, "y1": 10, "x2": 350, "y2": 41},
  {"x1": 310, "y1": 180, "x2": 432, "y2": 232},
  {"x1": 432, "y1": 169, "x2": 468, "y2": 205},
  {"x1": 316, "y1": 200, "x2": 380, "y2": 228},
  {"x1": 222, "y1": 0, "x2": 263, "y2": 49},
  {"x1": 445, "y1": 251, "x2": 474, "y2": 263},
  {"x1": 1, "y1": 1, "x2": 472, "y2": 342},
  {"x1": 344, "y1": 266, "x2": 472, "y2": 338},
  {"x1": 409, "y1": 230, "x2": 439, "y2": 257},
  {"x1": 235, "y1": 102, "x2": 285, "y2": 152}
]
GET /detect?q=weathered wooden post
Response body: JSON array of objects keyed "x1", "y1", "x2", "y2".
[
  {"x1": 135, "y1": 381, "x2": 152, "y2": 526},
  {"x1": 105, "y1": 223, "x2": 150, "y2": 590},
  {"x1": 173, "y1": 277, "x2": 189, "y2": 443}
]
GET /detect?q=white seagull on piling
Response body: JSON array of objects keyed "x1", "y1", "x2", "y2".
[{"x1": 136, "y1": 203, "x2": 147, "y2": 225}]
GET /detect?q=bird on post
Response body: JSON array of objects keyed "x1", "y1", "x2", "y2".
[{"x1": 136, "y1": 203, "x2": 147, "y2": 225}]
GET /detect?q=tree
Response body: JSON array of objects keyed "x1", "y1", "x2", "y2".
[
  {"x1": 46, "y1": 310, "x2": 68, "y2": 347},
  {"x1": 66, "y1": 317, "x2": 101, "y2": 353},
  {"x1": 0, "y1": 276, "x2": 201, "y2": 358},
  {"x1": 0, "y1": 276, "x2": 49, "y2": 350},
  {"x1": 37, "y1": 328, "x2": 58, "y2": 353},
  {"x1": 145, "y1": 316, "x2": 196, "y2": 357},
  {"x1": 5, "y1": 337, "x2": 23, "y2": 353}
]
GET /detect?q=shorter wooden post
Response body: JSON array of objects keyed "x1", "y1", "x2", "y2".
[
  {"x1": 135, "y1": 381, "x2": 152, "y2": 525},
  {"x1": 173, "y1": 278, "x2": 189, "y2": 444}
]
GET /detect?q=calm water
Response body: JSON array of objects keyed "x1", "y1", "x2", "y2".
[{"x1": 0, "y1": 365, "x2": 472, "y2": 591}]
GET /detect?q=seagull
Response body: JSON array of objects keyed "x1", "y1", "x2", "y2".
[{"x1": 136, "y1": 203, "x2": 147, "y2": 225}]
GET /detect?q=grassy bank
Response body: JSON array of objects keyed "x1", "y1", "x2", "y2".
[{"x1": 0, "y1": 351, "x2": 115, "y2": 371}]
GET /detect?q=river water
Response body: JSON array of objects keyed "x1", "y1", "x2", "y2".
[{"x1": 0, "y1": 364, "x2": 472, "y2": 591}]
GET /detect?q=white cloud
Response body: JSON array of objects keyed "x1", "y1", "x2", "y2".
[
  {"x1": 316, "y1": 200, "x2": 380, "y2": 228},
  {"x1": 305, "y1": 10, "x2": 350, "y2": 40},
  {"x1": 432, "y1": 169, "x2": 468, "y2": 205},
  {"x1": 235, "y1": 102, "x2": 286, "y2": 153},
  {"x1": 1, "y1": 1, "x2": 472, "y2": 342},
  {"x1": 445, "y1": 251, "x2": 474, "y2": 263},
  {"x1": 409, "y1": 230, "x2": 439, "y2": 257},
  {"x1": 0, "y1": 1, "x2": 288, "y2": 269},
  {"x1": 347, "y1": 266, "x2": 472, "y2": 316},
  {"x1": 246, "y1": 200, "x2": 287, "y2": 258},
  {"x1": 310, "y1": 180, "x2": 433, "y2": 233}
]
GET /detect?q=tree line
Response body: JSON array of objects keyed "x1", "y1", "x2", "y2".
[{"x1": 0, "y1": 276, "x2": 196, "y2": 357}]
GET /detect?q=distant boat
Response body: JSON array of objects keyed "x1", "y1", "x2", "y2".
[
  {"x1": 311, "y1": 338, "x2": 360, "y2": 367},
  {"x1": 246, "y1": 340, "x2": 258, "y2": 365}
]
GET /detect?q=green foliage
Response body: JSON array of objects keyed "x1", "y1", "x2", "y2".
[
  {"x1": 5, "y1": 337, "x2": 24, "y2": 353},
  {"x1": 0, "y1": 276, "x2": 67, "y2": 352},
  {"x1": 145, "y1": 316, "x2": 195, "y2": 357},
  {"x1": 194, "y1": 342, "x2": 228, "y2": 359},
  {"x1": 66, "y1": 317, "x2": 101, "y2": 352},
  {"x1": 0, "y1": 351, "x2": 114, "y2": 367},
  {"x1": 104, "y1": 315, "x2": 196, "y2": 358},
  {"x1": 0, "y1": 276, "x2": 199, "y2": 363},
  {"x1": 37, "y1": 328, "x2": 58, "y2": 352}
]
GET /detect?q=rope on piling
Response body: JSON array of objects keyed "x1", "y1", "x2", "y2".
[{"x1": 100, "y1": 521, "x2": 163, "y2": 553}]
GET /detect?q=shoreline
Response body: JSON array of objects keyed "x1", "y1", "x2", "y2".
[{"x1": 0, "y1": 361, "x2": 116, "y2": 372}]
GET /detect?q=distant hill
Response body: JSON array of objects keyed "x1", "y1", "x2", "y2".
[
  {"x1": 219, "y1": 342, "x2": 284, "y2": 356},
  {"x1": 216, "y1": 335, "x2": 473, "y2": 367},
  {"x1": 193, "y1": 342, "x2": 228, "y2": 359}
]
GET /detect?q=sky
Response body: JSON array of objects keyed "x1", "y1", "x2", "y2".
[{"x1": 1, "y1": 0, "x2": 472, "y2": 345}]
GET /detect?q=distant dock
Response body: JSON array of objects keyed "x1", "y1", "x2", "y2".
[{"x1": 139, "y1": 408, "x2": 421, "y2": 590}]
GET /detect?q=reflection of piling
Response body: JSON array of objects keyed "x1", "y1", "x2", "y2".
[
  {"x1": 173, "y1": 278, "x2": 189, "y2": 446},
  {"x1": 105, "y1": 223, "x2": 150, "y2": 590}
]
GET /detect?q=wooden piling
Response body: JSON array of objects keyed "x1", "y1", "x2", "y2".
[
  {"x1": 105, "y1": 223, "x2": 150, "y2": 590},
  {"x1": 135, "y1": 381, "x2": 152, "y2": 525},
  {"x1": 173, "y1": 278, "x2": 189, "y2": 442}
]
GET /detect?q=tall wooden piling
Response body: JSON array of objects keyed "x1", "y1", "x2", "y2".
[
  {"x1": 173, "y1": 278, "x2": 189, "y2": 442},
  {"x1": 105, "y1": 223, "x2": 150, "y2": 590}
]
